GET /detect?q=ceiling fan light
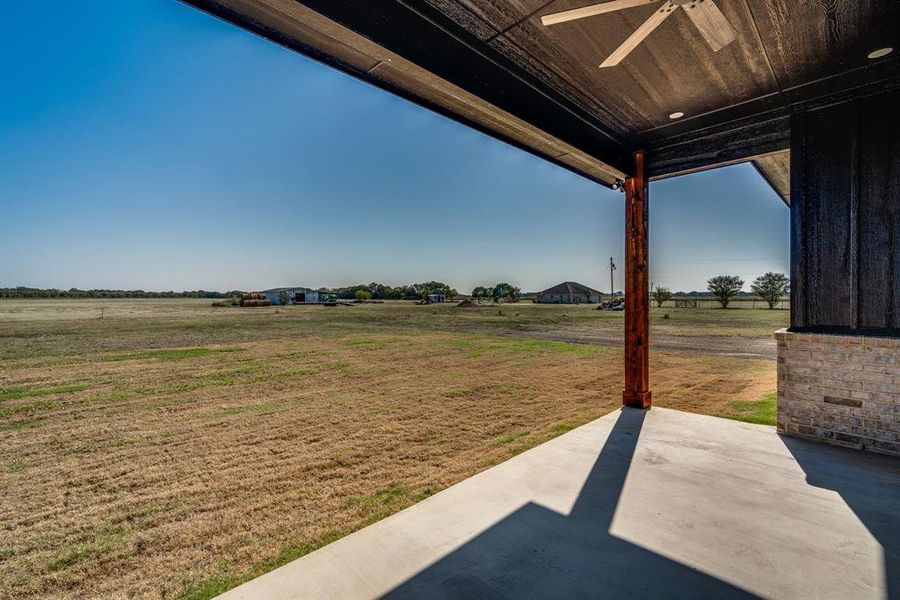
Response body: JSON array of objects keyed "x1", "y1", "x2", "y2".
[
  {"x1": 867, "y1": 47, "x2": 893, "y2": 59},
  {"x1": 669, "y1": 111, "x2": 685, "y2": 120}
]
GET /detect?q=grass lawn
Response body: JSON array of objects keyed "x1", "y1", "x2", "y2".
[{"x1": 0, "y1": 299, "x2": 784, "y2": 598}]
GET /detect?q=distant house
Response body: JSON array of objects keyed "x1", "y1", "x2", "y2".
[
  {"x1": 261, "y1": 286, "x2": 320, "y2": 305},
  {"x1": 535, "y1": 282, "x2": 603, "y2": 304},
  {"x1": 426, "y1": 293, "x2": 446, "y2": 304}
]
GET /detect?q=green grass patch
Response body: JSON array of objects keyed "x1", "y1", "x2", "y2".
[
  {"x1": 0, "y1": 383, "x2": 89, "y2": 402},
  {"x1": 489, "y1": 337, "x2": 601, "y2": 356},
  {"x1": 412, "y1": 486, "x2": 437, "y2": 502},
  {"x1": 509, "y1": 443, "x2": 534, "y2": 456},
  {"x1": 101, "y1": 347, "x2": 244, "y2": 362},
  {"x1": 142, "y1": 347, "x2": 244, "y2": 360},
  {"x1": 342, "y1": 336, "x2": 404, "y2": 349},
  {"x1": 142, "y1": 381, "x2": 207, "y2": 396},
  {"x1": 253, "y1": 366, "x2": 321, "y2": 382},
  {"x1": 442, "y1": 339, "x2": 480, "y2": 350},
  {"x1": 218, "y1": 363, "x2": 265, "y2": 376},
  {"x1": 717, "y1": 392, "x2": 777, "y2": 426},
  {"x1": 352, "y1": 483, "x2": 408, "y2": 510},
  {"x1": 178, "y1": 574, "x2": 245, "y2": 600},
  {"x1": 442, "y1": 336, "x2": 603, "y2": 359},
  {"x1": 0, "y1": 399, "x2": 56, "y2": 420},
  {"x1": 0, "y1": 418, "x2": 41, "y2": 432},
  {"x1": 107, "y1": 438, "x2": 136, "y2": 448},
  {"x1": 48, "y1": 527, "x2": 127, "y2": 572},
  {"x1": 552, "y1": 423, "x2": 577, "y2": 433},
  {"x1": 101, "y1": 391, "x2": 135, "y2": 402},
  {"x1": 7, "y1": 459, "x2": 29, "y2": 473},
  {"x1": 498, "y1": 431, "x2": 527, "y2": 445}
]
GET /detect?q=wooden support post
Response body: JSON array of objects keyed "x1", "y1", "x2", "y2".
[{"x1": 623, "y1": 150, "x2": 651, "y2": 409}]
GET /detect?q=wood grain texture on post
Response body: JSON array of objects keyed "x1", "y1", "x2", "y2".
[{"x1": 623, "y1": 150, "x2": 651, "y2": 409}]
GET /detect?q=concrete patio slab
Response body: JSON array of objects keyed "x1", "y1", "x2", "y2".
[{"x1": 218, "y1": 407, "x2": 900, "y2": 599}]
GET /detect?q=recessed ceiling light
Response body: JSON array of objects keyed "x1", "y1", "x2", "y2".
[
  {"x1": 669, "y1": 111, "x2": 685, "y2": 120},
  {"x1": 868, "y1": 47, "x2": 893, "y2": 59}
]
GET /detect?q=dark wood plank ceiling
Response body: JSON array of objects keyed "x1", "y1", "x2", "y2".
[
  {"x1": 184, "y1": 0, "x2": 900, "y2": 187},
  {"x1": 429, "y1": 0, "x2": 778, "y2": 135},
  {"x1": 427, "y1": 0, "x2": 899, "y2": 136}
]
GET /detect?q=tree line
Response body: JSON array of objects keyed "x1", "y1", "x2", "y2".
[
  {"x1": 0, "y1": 287, "x2": 244, "y2": 299},
  {"x1": 318, "y1": 281, "x2": 458, "y2": 301},
  {"x1": 471, "y1": 283, "x2": 521, "y2": 303},
  {"x1": 323, "y1": 281, "x2": 523, "y2": 303},
  {"x1": 2, "y1": 282, "x2": 462, "y2": 301},
  {"x1": 5, "y1": 272, "x2": 789, "y2": 308},
  {"x1": 651, "y1": 272, "x2": 789, "y2": 309}
]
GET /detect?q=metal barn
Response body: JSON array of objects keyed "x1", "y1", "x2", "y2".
[{"x1": 262, "y1": 286, "x2": 320, "y2": 305}]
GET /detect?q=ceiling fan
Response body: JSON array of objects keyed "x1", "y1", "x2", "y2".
[{"x1": 541, "y1": 0, "x2": 738, "y2": 68}]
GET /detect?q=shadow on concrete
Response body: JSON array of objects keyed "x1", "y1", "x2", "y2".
[
  {"x1": 783, "y1": 437, "x2": 900, "y2": 600},
  {"x1": 381, "y1": 407, "x2": 757, "y2": 599}
]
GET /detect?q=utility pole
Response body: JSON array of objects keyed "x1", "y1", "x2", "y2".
[{"x1": 609, "y1": 257, "x2": 616, "y2": 298}]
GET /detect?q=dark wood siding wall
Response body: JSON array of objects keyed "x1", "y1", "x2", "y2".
[{"x1": 791, "y1": 89, "x2": 900, "y2": 334}]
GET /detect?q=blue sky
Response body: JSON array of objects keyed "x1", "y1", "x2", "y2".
[{"x1": 0, "y1": 1, "x2": 788, "y2": 294}]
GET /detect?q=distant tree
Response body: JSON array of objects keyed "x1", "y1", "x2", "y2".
[
  {"x1": 652, "y1": 285, "x2": 673, "y2": 307},
  {"x1": 355, "y1": 289, "x2": 372, "y2": 301},
  {"x1": 492, "y1": 282, "x2": 512, "y2": 303},
  {"x1": 490, "y1": 282, "x2": 519, "y2": 303},
  {"x1": 426, "y1": 281, "x2": 453, "y2": 298},
  {"x1": 471, "y1": 286, "x2": 491, "y2": 302},
  {"x1": 448, "y1": 288, "x2": 458, "y2": 300},
  {"x1": 278, "y1": 290, "x2": 289, "y2": 305},
  {"x1": 365, "y1": 282, "x2": 388, "y2": 299},
  {"x1": 751, "y1": 272, "x2": 789, "y2": 309},
  {"x1": 707, "y1": 275, "x2": 745, "y2": 308}
]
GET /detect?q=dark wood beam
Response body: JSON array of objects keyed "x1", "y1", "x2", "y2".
[
  {"x1": 641, "y1": 58, "x2": 899, "y2": 179},
  {"x1": 635, "y1": 57, "x2": 900, "y2": 145},
  {"x1": 623, "y1": 150, "x2": 651, "y2": 410},
  {"x1": 645, "y1": 113, "x2": 790, "y2": 180}
]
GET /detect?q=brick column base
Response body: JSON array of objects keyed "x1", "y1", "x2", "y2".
[{"x1": 776, "y1": 328, "x2": 900, "y2": 456}]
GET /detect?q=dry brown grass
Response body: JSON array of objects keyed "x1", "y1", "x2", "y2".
[{"x1": 0, "y1": 301, "x2": 776, "y2": 599}]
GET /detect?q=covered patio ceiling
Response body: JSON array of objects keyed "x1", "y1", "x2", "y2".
[{"x1": 185, "y1": 0, "x2": 898, "y2": 201}]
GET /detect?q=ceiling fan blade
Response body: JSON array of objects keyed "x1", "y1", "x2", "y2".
[
  {"x1": 600, "y1": 1, "x2": 675, "y2": 67},
  {"x1": 541, "y1": 0, "x2": 660, "y2": 26},
  {"x1": 682, "y1": 0, "x2": 737, "y2": 51}
]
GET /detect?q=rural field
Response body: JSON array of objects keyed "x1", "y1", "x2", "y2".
[{"x1": 0, "y1": 299, "x2": 788, "y2": 599}]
